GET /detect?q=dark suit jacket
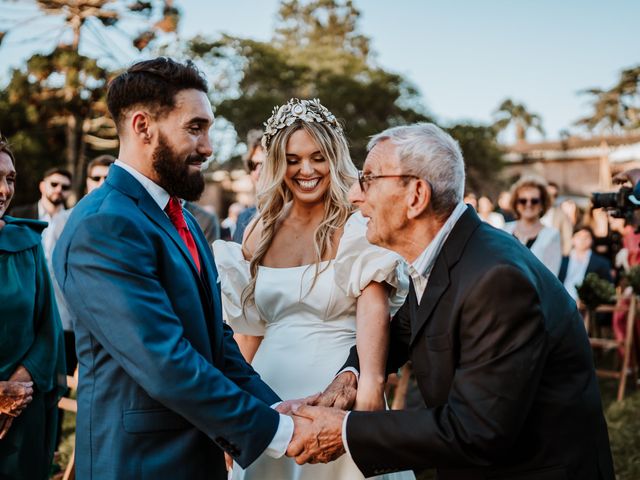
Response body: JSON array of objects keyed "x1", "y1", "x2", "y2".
[
  {"x1": 558, "y1": 252, "x2": 613, "y2": 284},
  {"x1": 9, "y1": 201, "x2": 38, "y2": 220},
  {"x1": 53, "y1": 165, "x2": 280, "y2": 480},
  {"x1": 344, "y1": 207, "x2": 614, "y2": 480}
]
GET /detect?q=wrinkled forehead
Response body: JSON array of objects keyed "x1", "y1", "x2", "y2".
[{"x1": 364, "y1": 139, "x2": 400, "y2": 172}]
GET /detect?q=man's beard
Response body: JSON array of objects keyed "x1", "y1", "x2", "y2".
[{"x1": 152, "y1": 133, "x2": 206, "y2": 202}]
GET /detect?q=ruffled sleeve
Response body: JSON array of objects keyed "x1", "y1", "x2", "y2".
[
  {"x1": 212, "y1": 240, "x2": 266, "y2": 336},
  {"x1": 333, "y1": 212, "x2": 409, "y2": 315}
]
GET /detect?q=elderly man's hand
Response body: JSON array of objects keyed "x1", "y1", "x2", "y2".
[
  {"x1": 311, "y1": 372, "x2": 357, "y2": 410},
  {"x1": 286, "y1": 405, "x2": 346, "y2": 465},
  {"x1": 0, "y1": 381, "x2": 33, "y2": 417}
]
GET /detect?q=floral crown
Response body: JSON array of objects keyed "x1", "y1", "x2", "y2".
[{"x1": 261, "y1": 98, "x2": 342, "y2": 151}]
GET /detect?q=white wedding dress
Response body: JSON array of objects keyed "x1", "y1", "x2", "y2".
[{"x1": 213, "y1": 212, "x2": 415, "y2": 480}]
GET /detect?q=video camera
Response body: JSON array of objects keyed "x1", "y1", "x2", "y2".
[{"x1": 592, "y1": 186, "x2": 640, "y2": 222}]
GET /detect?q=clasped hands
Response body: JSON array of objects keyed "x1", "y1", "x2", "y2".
[{"x1": 276, "y1": 371, "x2": 358, "y2": 465}]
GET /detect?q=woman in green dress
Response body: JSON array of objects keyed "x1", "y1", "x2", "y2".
[{"x1": 0, "y1": 138, "x2": 66, "y2": 479}]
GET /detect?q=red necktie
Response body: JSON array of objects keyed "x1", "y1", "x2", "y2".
[{"x1": 165, "y1": 197, "x2": 201, "y2": 273}]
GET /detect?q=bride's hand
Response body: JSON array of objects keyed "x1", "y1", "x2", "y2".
[{"x1": 353, "y1": 378, "x2": 385, "y2": 412}]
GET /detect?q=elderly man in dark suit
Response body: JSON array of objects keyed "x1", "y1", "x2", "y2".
[{"x1": 286, "y1": 123, "x2": 614, "y2": 480}]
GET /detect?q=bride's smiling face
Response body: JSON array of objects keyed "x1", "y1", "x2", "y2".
[{"x1": 283, "y1": 128, "x2": 331, "y2": 205}]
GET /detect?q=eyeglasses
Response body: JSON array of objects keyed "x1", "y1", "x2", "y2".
[
  {"x1": 517, "y1": 197, "x2": 541, "y2": 206},
  {"x1": 357, "y1": 170, "x2": 420, "y2": 193},
  {"x1": 89, "y1": 175, "x2": 108, "y2": 182},
  {"x1": 49, "y1": 182, "x2": 71, "y2": 191}
]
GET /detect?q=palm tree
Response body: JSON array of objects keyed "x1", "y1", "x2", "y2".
[
  {"x1": 493, "y1": 98, "x2": 545, "y2": 144},
  {"x1": 576, "y1": 65, "x2": 640, "y2": 134}
]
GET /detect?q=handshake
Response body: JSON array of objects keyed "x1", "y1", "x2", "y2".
[{"x1": 276, "y1": 371, "x2": 359, "y2": 465}]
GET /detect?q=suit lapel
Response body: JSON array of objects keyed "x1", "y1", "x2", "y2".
[
  {"x1": 409, "y1": 206, "x2": 481, "y2": 345},
  {"x1": 410, "y1": 256, "x2": 451, "y2": 344},
  {"x1": 184, "y1": 208, "x2": 225, "y2": 363},
  {"x1": 107, "y1": 166, "x2": 201, "y2": 278}
]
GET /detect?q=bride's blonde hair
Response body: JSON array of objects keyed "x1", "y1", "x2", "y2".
[{"x1": 242, "y1": 119, "x2": 357, "y2": 309}]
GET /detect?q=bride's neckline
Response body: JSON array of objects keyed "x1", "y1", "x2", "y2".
[{"x1": 258, "y1": 259, "x2": 332, "y2": 270}]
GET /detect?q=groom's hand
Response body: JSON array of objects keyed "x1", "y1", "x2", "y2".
[
  {"x1": 275, "y1": 393, "x2": 322, "y2": 415},
  {"x1": 286, "y1": 405, "x2": 346, "y2": 464},
  {"x1": 311, "y1": 372, "x2": 357, "y2": 410}
]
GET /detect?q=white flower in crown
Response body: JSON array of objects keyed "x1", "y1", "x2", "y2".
[{"x1": 262, "y1": 98, "x2": 343, "y2": 151}]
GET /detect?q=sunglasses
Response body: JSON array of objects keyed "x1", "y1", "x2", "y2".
[
  {"x1": 517, "y1": 197, "x2": 541, "y2": 206},
  {"x1": 89, "y1": 175, "x2": 108, "y2": 182},
  {"x1": 247, "y1": 160, "x2": 263, "y2": 172},
  {"x1": 50, "y1": 182, "x2": 71, "y2": 191},
  {"x1": 357, "y1": 170, "x2": 420, "y2": 193}
]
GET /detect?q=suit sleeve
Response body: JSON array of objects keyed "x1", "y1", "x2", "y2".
[
  {"x1": 345, "y1": 265, "x2": 549, "y2": 475},
  {"x1": 218, "y1": 320, "x2": 280, "y2": 405},
  {"x1": 57, "y1": 213, "x2": 278, "y2": 468}
]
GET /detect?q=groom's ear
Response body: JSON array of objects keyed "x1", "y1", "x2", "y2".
[
  {"x1": 407, "y1": 178, "x2": 430, "y2": 219},
  {"x1": 130, "y1": 110, "x2": 154, "y2": 145}
]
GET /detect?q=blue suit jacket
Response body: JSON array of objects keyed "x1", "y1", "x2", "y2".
[{"x1": 53, "y1": 165, "x2": 280, "y2": 480}]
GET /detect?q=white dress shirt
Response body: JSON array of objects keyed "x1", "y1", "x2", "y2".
[
  {"x1": 342, "y1": 202, "x2": 468, "y2": 456},
  {"x1": 115, "y1": 160, "x2": 293, "y2": 458}
]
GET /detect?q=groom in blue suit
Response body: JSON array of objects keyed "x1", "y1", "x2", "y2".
[{"x1": 53, "y1": 58, "x2": 293, "y2": 479}]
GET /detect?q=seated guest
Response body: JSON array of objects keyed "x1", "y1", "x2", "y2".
[
  {"x1": 559, "y1": 226, "x2": 613, "y2": 302},
  {"x1": 0, "y1": 138, "x2": 66, "y2": 479},
  {"x1": 504, "y1": 175, "x2": 562, "y2": 275}
]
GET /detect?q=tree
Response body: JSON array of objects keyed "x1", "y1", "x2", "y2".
[
  {"x1": 576, "y1": 65, "x2": 640, "y2": 134},
  {"x1": 189, "y1": 0, "x2": 431, "y2": 166},
  {"x1": 0, "y1": 0, "x2": 180, "y2": 197},
  {"x1": 493, "y1": 98, "x2": 545, "y2": 144},
  {"x1": 447, "y1": 123, "x2": 504, "y2": 195}
]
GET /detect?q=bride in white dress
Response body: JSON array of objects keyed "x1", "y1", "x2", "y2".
[{"x1": 213, "y1": 98, "x2": 415, "y2": 480}]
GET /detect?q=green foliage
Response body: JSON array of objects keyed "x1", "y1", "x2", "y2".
[
  {"x1": 605, "y1": 389, "x2": 640, "y2": 478},
  {"x1": 576, "y1": 272, "x2": 616, "y2": 310},
  {"x1": 624, "y1": 265, "x2": 640, "y2": 296},
  {"x1": 576, "y1": 64, "x2": 640, "y2": 133},
  {"x1": 446, "y1": 123, "x2": 504, "y2": 195},
  {"x1": 492, "y1": 98, "x2": 544, "y2": 143},
  {"x1": 190, "y1": 0, "x2": 431, "y2": 167}
]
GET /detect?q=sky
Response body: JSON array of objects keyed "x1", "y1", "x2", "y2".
[{"x1": 1, "y1": 0, "x2": 639, "y2": 144}]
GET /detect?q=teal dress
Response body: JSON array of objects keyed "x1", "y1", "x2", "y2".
[{"x1": 0, "y1": 216, "x2": 66, "y2": 479}]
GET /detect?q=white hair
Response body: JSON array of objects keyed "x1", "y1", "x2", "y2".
[{"x1": 367, "y1": 123, "x2": 465, "y2": 216}]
